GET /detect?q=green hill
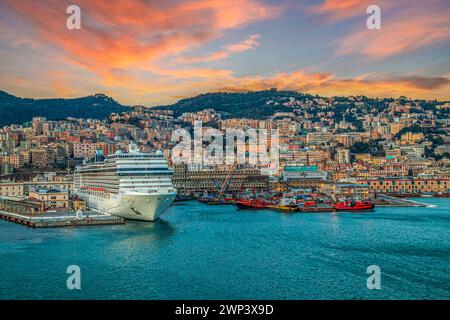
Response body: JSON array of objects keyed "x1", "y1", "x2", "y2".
[
  {"x1": 0, "y1": 91, "x2": 130, "y2": 126},
  {"x1": 156, "y1": 89, "x2": 314, "y2": 119}
]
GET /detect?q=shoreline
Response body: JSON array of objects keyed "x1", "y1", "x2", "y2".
[{"x1": 0, "y1": 195, "x2": 442, "y2": 228}]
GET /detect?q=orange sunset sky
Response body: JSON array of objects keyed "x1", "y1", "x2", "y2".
[{"x1": 0, "y1": 0, "x2": 449, "y2": 105}]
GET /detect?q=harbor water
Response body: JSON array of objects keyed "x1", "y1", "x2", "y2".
[{"x1": 0, "y1": 198, "x2": 449, "y2": 299}]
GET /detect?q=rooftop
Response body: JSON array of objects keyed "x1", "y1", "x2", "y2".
[
  {"x1": 30, "y1": 188, "x2": 67, "y2": 194},
  {"x1": 284, "y1": 166, "x2": 318, "y2": 172}
]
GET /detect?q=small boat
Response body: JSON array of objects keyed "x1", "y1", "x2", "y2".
[
  {"x1": 223, "y1": 197, "x2": 238, "y2": 204},
  {"x1": 269, "y1": 204, "x2": 298, "y2": 212},
  {"x1": 420, "y1": 193, "x2": 434, "y2": 198},
  {"x1": 333, "y1": 201, "x2": 374, "y2": 211},
  {"x1": 235, "y1": 199, "x2": 271, "y2": 210},
  {"x1": 271, "y1": 197, "x2": 300, "y2": 212},
  {"x1": 197, "y1": 196, "x2": 230, "y2": 204},
  {"x1": 435, "y1": 193, "x2": 450, "y2": 198}
]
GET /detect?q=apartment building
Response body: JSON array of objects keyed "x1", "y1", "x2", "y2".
[
  {"x1": 362, "y1": 178, "x2": 450, "y2": 194},
  {"x1": 73, "y1": 143, "x2": 97, "y2": 159}
]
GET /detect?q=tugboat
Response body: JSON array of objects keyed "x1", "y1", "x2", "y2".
[
  {"x1": 235, "y1": 199, "x2": 271, "y2": 210},
  {"x1": 333, "y1": 200, "x2": 374, "y2": 211},
  {"x1": 269, "y1": 204, "x2": 299, "y2": 212},
  {"x1": 271, "y1": 196, "x2": 299, "y2": 212}
]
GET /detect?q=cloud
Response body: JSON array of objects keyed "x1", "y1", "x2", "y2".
[
  {"x1": 177, "y1": 34, "x2": 261, "y2": 63},
  {"x1": 225, "y1": 34, "x2": 261, "y2": 53},
  {"x1": 116, "y1": 69, "x2": 450, "y2": 104},
  {"x1": 337, "y1": 6, "x2": 450, "y2": 58},
  {"x1": 3, "y1": 0, "x2": 280, "y2": 81},
  {"x1": 309, "y1": 0, "x2": 384, "y2": 22},
  {"x1": 219, "y1": 70, "x2": 450, "y2": 100},
  {"x1": 2, "y1": 0, "x2": 449, "y2": 104},
  {"x1": 309, "y1": 0, "x2": 450, "y2": 58},
  {"x1": 372, "y1": 75, "x2": 450, "y2": 90}
]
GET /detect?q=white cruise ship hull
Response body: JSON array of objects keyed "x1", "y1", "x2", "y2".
[
  {"x1": 83, "y1": 192, "x2": 176, "y2": 221},
  {"x1": 74, "y1": 145, "x2": 177, "y2": 222}
]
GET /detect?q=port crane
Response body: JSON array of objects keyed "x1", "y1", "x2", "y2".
[{"x1": 209, "y1": 161, "x2": 238, "y2": 197}]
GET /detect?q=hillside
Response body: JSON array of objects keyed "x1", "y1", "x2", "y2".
[
  {"x1": 0, "y1": 91, "x2": 130, "y2": 126},
  {"x1": 156, "y1": 89, "x2": 315, "y2": 119},
  {"x1": 156, "y1": 90, "x2": 449, "y2": 121},
  {"x1": 2, "y1": 89, "x2": 447, "y2": 127}
]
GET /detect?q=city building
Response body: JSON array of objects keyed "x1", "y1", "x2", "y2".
[
  {"x1": 336, "y1": 148, "x2": 351, "y2": 164},
  {"x1": 172, "y1": 164, "x2": 269, "y2": 196},
  {"x1": 28, "y1": 188, "x2": 69, "y2": 209},
  {"x1": 73, "y1": 143, "x2": 97, "y2": 159},
  {"x1": 361, "y1": 178, "x2": 450, "y2": 194}
]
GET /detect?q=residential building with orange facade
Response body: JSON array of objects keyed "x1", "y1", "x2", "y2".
[{"x1": 360, "y1": 178, "x2": 450, "y2": 194}]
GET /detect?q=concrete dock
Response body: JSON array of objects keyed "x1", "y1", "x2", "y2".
[
  {"x1": 0, "y1": 210, "x2": 125, "y2": 228},
  {"x1": 375, "y1": 194, "x2": 433, "y2": 207}
]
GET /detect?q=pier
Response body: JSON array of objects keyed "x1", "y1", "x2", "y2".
[
  {"x1": 0, "y1": 210, "x2": 125, "y2": 228},
  {"x1": 376, "y1": 194, "x2": 432, "y2": 207}
]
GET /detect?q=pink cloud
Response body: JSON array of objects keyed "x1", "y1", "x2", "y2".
[
  {"x1": 309, "y1": 0, "x2": 450, "y2": 58},
  {"x1": 3, "y1": 0, "x2": 280, "y2": 81},
  {"x1": 309, "y1": 0, "x2": 379, "y2": 22},
  {"x1": 336, "y1": 4, "x2": 450, "y2": 58},
  {"x1": 219, "y1": 70, "x2": 450, "y2": 100},
  {"x1": 178, "y1": 34, "x2": 261, "y2": 63}
]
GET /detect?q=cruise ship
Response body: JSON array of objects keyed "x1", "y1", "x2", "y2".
[{"x1": 74, "y1": 143, "x2": 176, "y2": 221}]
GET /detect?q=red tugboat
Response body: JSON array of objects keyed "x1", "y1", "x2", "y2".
[
  {"x1": 236, "y1": 199, "x2": 271, "y2": 210},
  {"x1": 333, "y1": 200, "x2": 375, "y2": 211}
]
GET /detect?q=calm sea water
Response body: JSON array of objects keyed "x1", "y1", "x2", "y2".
[{"x1": 0, "y1": 198, "x2": 449, "y2": 300}]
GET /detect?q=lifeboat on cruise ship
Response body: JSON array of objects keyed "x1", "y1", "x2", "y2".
[{"x1": 333, "y1": 201, "x2": 375, "y2": 211}]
